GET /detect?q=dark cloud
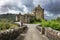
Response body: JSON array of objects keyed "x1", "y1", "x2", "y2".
[
  {"x1": 0, "y1": 4, "x2": 23, "y2": 12},
  {"x1": 0, "y1": 0, "x2": 35, "y2": 13},
  {"x1": 21, "y1": 0, "x2": 34, "y2": 12},
  {"x1": 0, "y1": 0, "x2": 60, "y2": 20},
  {"x1": 39, "y1": 0, "x2": 60, "y2": 19},
  {"x1": 41, "y1": 0, "x2": 60, "y2": 14}
]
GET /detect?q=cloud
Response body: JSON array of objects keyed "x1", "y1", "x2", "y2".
[
  {"x1": 0, "y1": 0, "x2": 35, "y2": 14},
  {"x1": 40, "y1": 0, "x2": 60, "y2": 13},
  {"x1": 39, "y1": 0, "x2": 60, "y2": 19},
  {"x1": 0, "y1": 0, "x2": 60, "y2": 19},
  {"x1": 21, "y1": 0, "x2": 34, "y2": 12},
  {"x1": 0, "y1": 0, "x2": 9, "y2": 6},
  {"x1": 0, "y1": 0, "x2": 24, "y2": 13}
]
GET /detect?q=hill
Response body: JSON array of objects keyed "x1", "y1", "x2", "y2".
[{"x1": 0, "y1": 13, "x2": 16, "y2": 21}]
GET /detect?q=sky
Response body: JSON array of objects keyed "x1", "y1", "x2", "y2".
[{"x1": 0, "y1": 0, "x2": 60, "y2": 20}]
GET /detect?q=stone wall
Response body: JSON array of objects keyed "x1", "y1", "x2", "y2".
[
  {"x1": 36, "y1": 26, "x2": 60, "y2": 40},
  {"x1": 0, "y1": 25, "x2": 27, "y2": 40},
  {"x1": 33, "y1": 5, "x2": 44, "y2": 20},
  {"x1": 16, "y1": 5, "x2": 44, "y2": 23},
  {"x1": 45, "y1": 28, "x2": 60, "y2": 40},
  {"x1": 16, "y1": 13, "x2": 32, "y2": 23}
]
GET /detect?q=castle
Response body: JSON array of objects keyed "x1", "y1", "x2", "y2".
[{"x1": 16, "y1": 5, "x2": 44, "y2": 23}]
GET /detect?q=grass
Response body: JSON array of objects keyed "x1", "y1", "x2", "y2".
[
  {"x1": 31, "y1": 22, "x2": 41, "y2": 24},
  {"x1": 0, "y1": 19, "x2": 19, "y2": 31},
  {"x1": 30, "y1": 18, "x2": 60, "y2": 31},
  {"x1": 41, "y1": 19, "x2": 60, "y2": 31},
  {"x1": 30, "y1": 18, "x2": 41, "y2": 24}
]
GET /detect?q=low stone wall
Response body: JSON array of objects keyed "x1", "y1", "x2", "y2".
[
  {"x1": 22, "y1": 25, "x2": 27, "y2": 31},
  {"x1": 45, "y1": 28, "x2": 60, "y2": 40},
  {"x1": 36, "y1": 26, "x2": 42, "y2": 32},
  {"x1": 36, "y1": 25, "x2": 45, "y2": 34},
  {"x1": 0, "y1": 25, "x2": 27, "y2": 40},
  {"x1": 36, "y1": 26, "x2": 60, "y2": 40}
]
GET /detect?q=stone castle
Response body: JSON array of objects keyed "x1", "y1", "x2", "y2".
[{"x1": 16, "y1": 5, "x2": 44, "y2": 23}]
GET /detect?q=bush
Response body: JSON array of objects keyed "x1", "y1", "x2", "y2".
[
  {"x1": 30, "y1": 18, "x2": 42, "y2": 24},
  {"x1": 30, "y1": 18, "x2": 35, "y2": 23},
  {"x1": 41, "y1": 19, "x2": 49, "y2": 27},
  {"x1": 41, "y1": 19, "x2": 60, "y2": 31},
  {"x1": 0, "y1": 19, "x2": 19, "y2": 31},
  {"x1": 5, "y1": 24, "x2": 10, "y2": 29}
]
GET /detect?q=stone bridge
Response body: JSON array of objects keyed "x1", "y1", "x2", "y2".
[
  {"x1": 0, "y1": 21, "x2": 49, "y2": 40},
  {"x1": 14, "y1": 22, "x2": 49, "y2": 40},
  {"x1": 0, "y1": 22, "x2": 60, "y2": 40}
]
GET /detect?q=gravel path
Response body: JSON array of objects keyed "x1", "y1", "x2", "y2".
[{"x1": 15, "y1": 24, "x2": 49, "y2": 40}]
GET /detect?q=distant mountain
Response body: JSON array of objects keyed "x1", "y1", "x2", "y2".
[{"x1": 0, "y1": 13, "x2": 16, "y2": 21}]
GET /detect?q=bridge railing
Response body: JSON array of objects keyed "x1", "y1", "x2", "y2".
[
  {"x1": 36, "y1": 26, "x2": 60, "y2": 40},
  {"x1": 0, "y1": 25, "x2": 27, "y2": 40}
]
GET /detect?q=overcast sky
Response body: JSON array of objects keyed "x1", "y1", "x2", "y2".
[{"x1": 0, "y1": 0, "x2": 60, "y2": 20}]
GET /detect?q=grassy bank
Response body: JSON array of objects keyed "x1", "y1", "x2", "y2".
[
  {"x1": 41, "y1": 19, "x2": 60, "y2": 31},
  {"x1": 30, "y1": 17, "x2": 60, "y2": 31},
  {"x1": 0, "y1": 19, "x2": 19, "y2": 31},
  {"x1": 30, "y1": 18, "x2": 41, "y2": 24}
]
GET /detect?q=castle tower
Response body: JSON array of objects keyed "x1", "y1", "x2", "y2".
[
  {"x1": 16, "y1": 14, "x2": 20, "y2": 21},
  {"x1": 33, "y1": 5, "x2": 44, "y2": 20},
  {"x1": 16, "y1": 13, "x2": 21, "y2": 21}
]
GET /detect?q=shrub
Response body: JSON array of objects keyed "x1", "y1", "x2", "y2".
[
  {"x1": 0, "y1": 19, "x2": 19, "y2": 31},
  {"x1": 30, "y1": 18, "x2": 36, "y2": 23},
  {"x1": 5, "y1": 24, "x2": 10, "y2": 29},
  {"x1": 41, "y1": 20, "x2": 49, "y2": 27},
  {"x1": 41, "y1": 19, "x2": 60, "y2": 31}
]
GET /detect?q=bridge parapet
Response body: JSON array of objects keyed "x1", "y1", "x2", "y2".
[
  {"x1": 36, "y1": 26, "x2": 60, "y2": 40},
  {"x1": 0, "y1": 25, "x2": 27, "y2": 40}
]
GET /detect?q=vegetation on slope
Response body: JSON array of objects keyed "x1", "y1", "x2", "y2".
[
  {"x1": 30, "y1": 18, "x2": 41, "y2": 24},
  {"x1": 0, "y1": 19, "x2": 19, "y2": 31},
  {"x1": 41, "y1": 18, "x2": 60, "y2": 31},
  {"x1": 30, "y1": 17, "x2": 60, "y2": 31},
  {"x1": 0, "y1": 13, "x2": 16, "y2": 21}
]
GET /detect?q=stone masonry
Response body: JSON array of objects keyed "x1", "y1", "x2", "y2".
[
  {"x1": 16, "y1": 5, "x2": 44, "y2": 23},
  {"x1": 32, "y1": 5, "x2": 44, "y2": 20},
  {"x1": 16, "y1": 13, "x2": 34, "y2": 23},
  {"x1": 36, "y1": 26, "x2": 60, "y2": 40},
  {"x1": 0, "y1": 25, "x2": 27, "y2": 40}
]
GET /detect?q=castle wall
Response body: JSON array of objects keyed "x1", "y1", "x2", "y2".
[
  {"x1": 33, "y1": 5, "x2": 44, "y2": 20},
  {"x1": 16, "y1": 5, "x2": 44, "y2": 23},
  {"x1": 16, "y1": 14, "x2": 32, "y2": 23},
  {"x1": 16, "y1": 15, "x2": 20, "y2": 21}
]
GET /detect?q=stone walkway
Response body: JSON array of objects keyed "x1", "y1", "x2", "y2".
[{"x1": 15, "y1": 24, "x2": 49, "y2": 40}]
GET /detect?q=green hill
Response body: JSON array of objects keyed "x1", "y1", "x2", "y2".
[{"x1": 0, "y1": 13, "x2": 16, "y2": 21}]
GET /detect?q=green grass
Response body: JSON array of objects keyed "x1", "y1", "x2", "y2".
[
  {"x1": 30, "y1": 18, "x2": 42, "y2": 24},
  {"x1": 0, "y1": 19, "x2": 19, "y2": 31},
  {"x1": 41, "y1": 19, "x2": 60, "y2": 31},
  {"x1": 30, "y1": 18, "x2": 60, "y2": 31},
  {"x1": 31, "y1": 22, "x2": 40, "y2": 24}
]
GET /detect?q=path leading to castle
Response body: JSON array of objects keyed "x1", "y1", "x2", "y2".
[{"x1": 15, "y1": 24, "x2": 49, "y2": 40}]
